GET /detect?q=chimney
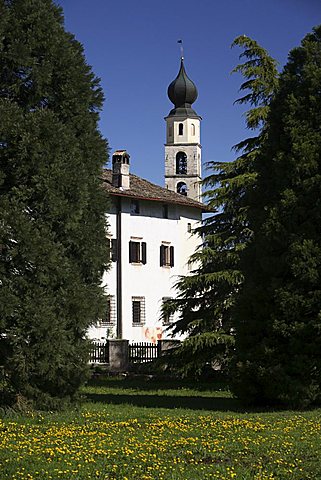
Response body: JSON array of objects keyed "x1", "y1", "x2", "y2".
[{"x1": 112, "y1": 150, "x2": 130, "y2": 190}]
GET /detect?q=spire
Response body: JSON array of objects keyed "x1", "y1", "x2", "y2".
[{"x1": 167, "y1": 57, "x2": 199, "y2": 118}]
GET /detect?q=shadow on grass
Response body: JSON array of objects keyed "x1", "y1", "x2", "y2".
[
  {"x1": 88, "y1": 377, "x2": 229, "y2": 393},
  {"x1": 84, "y1": 377, "x2": 293, "y2": 413},
  {"x1": 84, "y1": 391, "x2": 244, "y2": 412},
  {"x1": 84, "y1": 378, "x2": 296, "y2": 413}
]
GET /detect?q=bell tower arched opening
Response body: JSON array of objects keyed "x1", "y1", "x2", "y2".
[
  {"x1": 176, "y1": 151, "x2": 187, "y2": 174},
  {"x1": 177, "y1": 182, "x2": 188, "y2": 196}
]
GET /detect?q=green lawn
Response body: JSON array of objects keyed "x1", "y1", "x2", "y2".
[{"x1": 0, "y1": 376, "x2": 320, "y2": 479}]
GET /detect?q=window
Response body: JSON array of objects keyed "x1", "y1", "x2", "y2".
[
  {"x1": 177, "y1": 182, "x2": 187, "y2": 196},
  {"x1": 100, "y1": 295, "x2": 116, "y2": 327},
  {"x1": 176, "y1": 151, "x2": 187, "y2": 174},
  {"x1": 132, "y1": 296, "x2": 145, "y2": 325},
  {"x1": 130, "y1": 200, "x2": 140, "y2": 214},
  {"x1": 109, "y1": 238, "x2": 118, "y2": 262},
  {"x1": 191, "y1": 123, "x2": 195, "y2": 136},
  {"x1": 188, "y1": 260, "x2": 193, "y2": 271},
  {"x1": 187, "y1": 223, "x2": 192, "y2": 233},
  {"x1": 162, "y1": 297, "x2": 174, "y2": 325},
  {"x1": 168, "y1": 125, "x2": 173, "y2": 137},
  {"x1": 129, "y1": 240, "x2": 146, "y2": 264},
  {"x1": 160, "y1": 244, "x2": 174, "y2": 267},
  {"x1": 162, "y1": 204, "x2": 168, "y2": 219},
  {"x1": 178, "y1": 123, "x2": 184, "y2": 135}
]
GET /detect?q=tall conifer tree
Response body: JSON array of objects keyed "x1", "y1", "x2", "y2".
[
  {"x1": 163, "y1": 37, "x2": 278, "y2": 375},
  {"x1": 233, "y1": 26, "x2": 321, "y2": 408},
  {"x1": 0, "y1": 0, "x2": 109, "y2": 408}
]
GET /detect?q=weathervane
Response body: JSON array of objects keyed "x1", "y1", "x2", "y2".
[{"x1": 177, "y1": 39, "x2": 184, "y2": 60}]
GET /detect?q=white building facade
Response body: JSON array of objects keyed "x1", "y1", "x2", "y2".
[{"x1": 88, "y1": 58, "x2": 204, "y2": 343}]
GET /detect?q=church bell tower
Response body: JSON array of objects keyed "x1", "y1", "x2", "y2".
[{"x1": 165, "y1": 57, "x2": 202, "y2": 202}]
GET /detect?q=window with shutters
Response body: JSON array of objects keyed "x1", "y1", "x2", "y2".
[
  {"x1": 129, "y1": 240, "x2": 146, "y2": 264},
  {"x1": 160, "y1": 244, "x2": 174, "y2": 267},
  {"x1": 132, "y1": 297, "x2": 145, "y2": 325},
  {"x1": 100, "y1": 295, "x2": 116, "y2": 327}
]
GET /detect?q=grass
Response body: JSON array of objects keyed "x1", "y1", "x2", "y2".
[{"x1": 0, "y1": 376, "x2": 321, "y2": 479}]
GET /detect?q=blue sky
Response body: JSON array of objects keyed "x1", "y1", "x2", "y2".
[{"x1": 57, "y1": 0, "x2": 318, "y2": 186}]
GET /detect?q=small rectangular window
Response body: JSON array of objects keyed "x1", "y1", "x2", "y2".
[
  {"x1": 109, "y1": 238, "x2": 118, "y2": 262},
  {"x1": 162, "y1": 204, "x2": 168, "y2": 218},
  {"x1": 130, "y1": 200, "x2": 140, "y2": 214},
  {"x1": 100, "y1": 295, "x2": 116, "y2": 327},
  {"x1": 132, "y1": 296, "x2": 145, "y2": 325},
  {"x1": 162, "y1": 297, "x2": 174, "y2": 325},
  {"x1": 129, "y1": 240, "x2": 146, "y2": 264},
  {"x1": 160, "y1": 244, "x2": 174, "y2": 267},
  {"x1": 187, "y1": 223, "x2": 192, "y2": 233}
]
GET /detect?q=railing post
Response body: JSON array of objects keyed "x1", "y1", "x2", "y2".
[
  {"x1": 108, "y1": 339, "x2": 129, "y2": 372},
  {"x1": 158, "y1": 339, "x2": 180, "y2": 356}
]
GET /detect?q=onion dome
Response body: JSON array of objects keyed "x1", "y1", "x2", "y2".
[{"x1": 167, "y1": 58, "x2": 199, "y2": 118}]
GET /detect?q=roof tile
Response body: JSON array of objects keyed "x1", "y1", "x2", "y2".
[{"x1": 102, "y1": 169, "x2": 208, "y2": 210}]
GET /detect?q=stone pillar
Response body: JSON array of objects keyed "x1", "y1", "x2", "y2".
[
  {"x1": 158, "y1": 339, "x2": 180, "y2": 355},
  {"x1": 108, "y1": 339, "x2": 129, "y2": 372}
]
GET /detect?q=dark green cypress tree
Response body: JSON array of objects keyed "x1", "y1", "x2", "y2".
[
  {"x1": 0, "y1": 0, "x2": 109, "y2": 408},
  {"x1": 232, "y1": 26, "x2": 321, "y2": 408},
  {"x1": 163, "y1": 37, "x2": 278, "y2": 376}
]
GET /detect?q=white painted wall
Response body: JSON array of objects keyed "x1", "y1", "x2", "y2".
[
  {"x1": 166, "y1": 117, "x2": 201, "y2": 145},
  {"x1": 87, "y1": 196, "x2": 202, "y2": 343}
]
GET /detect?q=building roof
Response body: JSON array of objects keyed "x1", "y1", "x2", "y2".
[
  {"x1": 102, "y1": 169, "x2": 208, "y2": 211},
  {"x1": 113, "y1": 149, "x2": 128, "y2": 155}
]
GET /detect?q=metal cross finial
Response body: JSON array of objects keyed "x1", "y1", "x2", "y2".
[{"x1": 177, "y1": 39, "x2": 184, "y2": 60}]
